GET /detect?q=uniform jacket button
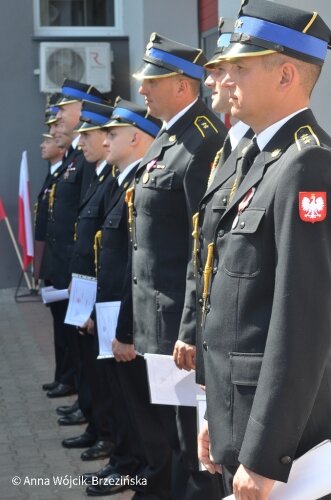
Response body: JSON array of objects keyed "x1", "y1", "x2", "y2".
[
  {"x1": 108, "y1": 220, "x2": 112, "y2": 225},
  {"x1": 198, "y1": 298, "x2": 203, "y2": 306},
  {"x1": 135, "y1": 177, "x2": 139, "y2": 184},
  {"x1": 217, "y1": 229, "x2": 225, "y2": 237},
  {"x1": 240, "y1": 221, "x2": 245, "y2": 228},
  {"x1": 200, "y1": 203, "x2": 206, "y2": 210},
  {"x1": 202, "y1": 340, "x2": 208, "y2": 351},
  {"x1": 222, "y1": 197, "x2": 227, "y2": 205},
  {"x1": 280, "y1": 456, "x2": 292, "y2": 465},
  {"x1": 133, "y1": 276, "x2": 138, "y2": 284},
  {"x1": 133, "y1": 243, "x2": 138, "y2": 250}
]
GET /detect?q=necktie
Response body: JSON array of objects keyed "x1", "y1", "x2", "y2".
[
  {"x1": 64, "y1": 145, "x2": 74, "y2": 159},
  {"x1": 220, "y1": 135, "x2": 232, "y2": 167},
  {"x1": 229, "y1": 138, "x2": 259, "y2": 201}
]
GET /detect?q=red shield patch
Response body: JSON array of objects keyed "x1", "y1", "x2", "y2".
[{"x1": 299, "y1": 192, "x2": 327, "y2": 223}]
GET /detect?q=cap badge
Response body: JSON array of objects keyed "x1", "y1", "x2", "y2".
[{"x1": 234, "y1": 19, "x2": 244, "y2": 29}]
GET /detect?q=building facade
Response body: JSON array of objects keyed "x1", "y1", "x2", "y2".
[{"x1": 0, "y1": 0, "x2": 330, "y2": 288}]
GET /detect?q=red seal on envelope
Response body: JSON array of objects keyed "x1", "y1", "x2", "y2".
[{"x1": 299, "y1": 192, "x2": 327, "y2": 223}]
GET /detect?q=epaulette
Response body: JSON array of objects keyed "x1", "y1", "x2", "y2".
[
  {"x1": 294, "y1": 125, "x2": 320, "y2": 151},
  {"x1": 194, "y1": 115, "x2": 219, "y2": 138}
]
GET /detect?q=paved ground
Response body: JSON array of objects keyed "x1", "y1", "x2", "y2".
[{"x1": 0, "y1": 288, "x2": 134, "y2": 500}]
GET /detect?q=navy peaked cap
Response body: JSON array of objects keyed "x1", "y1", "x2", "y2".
[{"x1": 133, "y1": 33, "x2": 207, "y2": 80}]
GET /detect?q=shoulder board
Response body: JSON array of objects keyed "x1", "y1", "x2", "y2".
[
  {"x1": 194, "y1": 115, "x2": 219, "y2": 138},
  {"x1": 294, "y1": 125, "x2": 320, "y2": 151}
]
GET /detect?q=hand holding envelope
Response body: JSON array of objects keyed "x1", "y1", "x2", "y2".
[{"x1": 223, "y1": 440, "x2": 331, "y2": 500}]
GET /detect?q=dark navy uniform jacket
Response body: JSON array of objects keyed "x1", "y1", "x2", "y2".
[
  {"x1": 34, "y1": 164, "x2": 62, "y2": 281},
  {"x1": 35, "y1": 164, "x2": 61, "y2": 242},
  {"x1": 130, "y1": 98, "x2": 227, "y2": 355},
  {"x1": 70, "y1": 164, "x2": 115, "y2": 278},
  {"x1": 40, "y1": 147, "x2": 94, "y2": 289},
  {"x1": 195, "y1": 109, "x2": 331, "y2": 482},
  {"x1": 95, "y1": 165, "x2": 138, "y2": 344}
]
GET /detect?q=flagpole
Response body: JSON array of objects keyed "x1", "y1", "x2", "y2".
[{"x1": 3, "y1": 216, "x2": 31, "y2": 289}]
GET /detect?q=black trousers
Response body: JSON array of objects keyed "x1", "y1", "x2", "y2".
[
  {"x1": 105, "y1": 359, "x2": 143, "y2": 476},
  {"x1": 79, "y1": 333, "x2": 113, "y2": 441},
  {"x1": 117, "y1": 356, "x2": 222, "y2": 500},
  {"x1": 117, "y1": 356, "x2": 173, "y2": 500},
  {"x1": 48, "y1": 299, "x2": 77, "y2": 386}
]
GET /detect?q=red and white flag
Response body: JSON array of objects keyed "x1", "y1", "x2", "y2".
[
  {"x1": 0, "y1": 197, "x2": 7, "y2": 221},
  {"x1": 18, "y1": 151, "x2": 34, "y2": 270}
]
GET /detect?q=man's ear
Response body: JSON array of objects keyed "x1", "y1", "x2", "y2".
[
  {"x1": 130, "y1": 131, "x2": 138, "y2": 145},
  {"x1": 279, "y1": 62, "x2": 296, "y2": 89},
  {"x1": 176, "y1": 77, "x2": 189, "y2": 96}
]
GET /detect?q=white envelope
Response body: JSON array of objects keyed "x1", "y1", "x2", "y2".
[
  {"x1": 95, "y1": 301, "x2": 121, "y2": 359},
  {"x1": 144, "y1": 353, "x2": 204, "y2": 406},
  {"x1": 41, "y1": 286, "x2": 69, "y2": 304},
  {"x1": 64, "y1": 274, "x2": 97, "y2": 326}
]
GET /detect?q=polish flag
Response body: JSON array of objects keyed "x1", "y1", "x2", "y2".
[
  {"x1": 18, "y1": 151, "x2": 34, "y2": 270},
  {"x1": 0, "y1": 197, "x2": 7, "y2": 221}
]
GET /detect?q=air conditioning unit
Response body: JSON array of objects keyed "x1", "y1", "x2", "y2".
[{"x1": 39, "y1": 42, "x2": 113, "y2": 93}]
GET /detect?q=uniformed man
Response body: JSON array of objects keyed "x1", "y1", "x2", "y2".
[
  {"x1": 59, "y1": 101, "x2": 116, "y2": 460},
  {"x1": 35, "y1": 133, "x2": 64, "y2": 279},
  {"x1": 40, "y1": 80, "x2": 106, "y2": 399},
  {"x1": 113, "y1": 34, "x2": 227, "y2": 500},
  {"x1": 38, "y1": 94, "x2": 65, "y2": 392},
  {"x1": 83, "y1": 99, "x2": 162, "y2": 497},
  {"x1": 174, "y1": 18, "x2": 251, "y2": 384},
  {"x1": 194, "y1": 1, "x2": 331, "y2": 498}
]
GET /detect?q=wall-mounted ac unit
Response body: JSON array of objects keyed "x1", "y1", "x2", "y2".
[{"x1": 39, "y1": 42, "x2": 113, "y2": 93}]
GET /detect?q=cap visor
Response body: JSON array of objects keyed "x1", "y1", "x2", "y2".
[
  {"x1": 74, "y1": 121, "x2": 105, "y2": 133},
  {"x1": 57, "y1": 97, "x2": 80, "y2": 106},
  {"x1": 133, "y1": 62, "x2": 178, "y2": 80},
  {"x1": 214, "y1": 42, "x2": 276, "y2": 61},
  {"x1": 104, "y1": 119, "x2": 133, "y2": 128},
  {"x1": 45, "y1": 116, "x2": 58, "y2": 125},
  {"x1": 204, "y1": 52, "x2": 226, "y2": 69}
]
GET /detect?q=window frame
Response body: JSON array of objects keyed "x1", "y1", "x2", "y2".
[{"x1": 33, "y1": 0, "x2": 123, "y2": 37}]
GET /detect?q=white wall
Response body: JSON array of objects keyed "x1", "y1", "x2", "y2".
[
  {"x1": 123, "y1": 0, "x2": 199, "y2": 104},
  {"x1": 275, "y1": 0, "x2": 331, "y2": 134},
  {"x1": 218, "y1": 0, "x2": 241, "y2": 18}
]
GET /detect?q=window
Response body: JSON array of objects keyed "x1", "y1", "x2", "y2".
[{"x1": 34, "y1": 0, "x2": 123, "y2": 36}]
